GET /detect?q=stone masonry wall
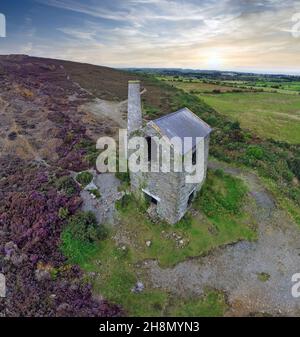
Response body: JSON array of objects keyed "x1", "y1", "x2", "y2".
[
  {"x1": 130, "y1": 125, "x2": 210, "y2": 224},
  {"x1": 127, "y1": 81, "x2": 142, "y2": 135}
]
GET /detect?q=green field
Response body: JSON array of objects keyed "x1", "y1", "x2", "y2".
[
  {"x1": 200, "y1": 92, "x2": 300, "y2": 144},
  {"x1": 166, "y1": 77, "x2": 300, "y2": 143},
  {"x1": 250, "y1": 80, "x2": 300, "y2": 92},
  {"x1": 165, "y1": 80, "x2": 247, "y2": 93}
]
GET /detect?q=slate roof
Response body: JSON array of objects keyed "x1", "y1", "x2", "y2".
[{"x1": 148, "y1": 107, "x2": 212, "y2": 154}]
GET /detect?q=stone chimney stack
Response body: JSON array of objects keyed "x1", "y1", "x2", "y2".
[{"x1": 128, "y1": 80, "x2": 142, "y2": 135}]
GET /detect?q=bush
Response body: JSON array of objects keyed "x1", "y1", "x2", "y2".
[
  {"x1": 55, "y1": 176, "x2": 78, "y2": 196},
  {"x1": 246, "y1": 145, "x2": 265, "y2": 160},
  {"x1": 75, "y1": 139, "x2": 100, "y2": 166},
  {"x1": 66, "y1": 211, "x2": 107, "y2": 243},
  {"x1": 204, "y1": 114, "x2": 218, "y2": 127},
  {"x1": 58, "y1": 207, "x2": 69, "y2": 219},
  {"x1": 76, "y1": 171, "x2": 93, "y2": 187},
  {"x1": 288, "y1": 157, "x2": 300, "y2": 180},
  {"x1": 116, "y1": 194, "x2": 132, "y2": 211},
  {"x1": 230, "y1": 121, "x2": 241, "y2": 130},
  {"x1": 88, "y1": 188, "x2": 101, "y2": 199},
  {"x1": 282, "y1": 170, "x2": 294, "y2": 182},
  {"x1": 116, "y1": 171, "x2": 130, "y2": 184}
]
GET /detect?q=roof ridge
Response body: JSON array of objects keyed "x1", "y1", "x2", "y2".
[
  {"x1": 151, "y1": 107, "x2": 210, "y2": 129},
  {"x1": 151, "y1": 108, "x2": 183, "y2": 122}
]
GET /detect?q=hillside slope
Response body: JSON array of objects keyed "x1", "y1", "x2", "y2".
[
  {"x1": 0, "y1": 55, "x2": 135, "y2": 317},
  {"x1": 1, "y1": 55, "x2": 300, "y2": 317}
]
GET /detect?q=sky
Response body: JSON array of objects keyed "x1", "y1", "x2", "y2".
[{"x1": 0, "y1": 0, "x2": 300, "y2": 74}]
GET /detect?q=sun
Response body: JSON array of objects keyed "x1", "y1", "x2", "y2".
[{"x1": 206, "y1": 51, "x2": 224, "y2": 69}]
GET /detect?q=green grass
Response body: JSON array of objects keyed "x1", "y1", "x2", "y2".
[
  {"x1": 60, "y1": 228, "x2": 98, "y2": 266},
  {"x1": 61, "y1": 170, "x2": 256, "y2": 316},
  {"x1": 112, "y1": 170, "x2": 256, "y2": 268},
  {"x1": 257, "y1": 272, "x2": 270, "y2": 282},
  {"x1": 252, "y1": 80, "x2": 300, "y2": 92},
  {"x1": 200, "y1": 92, "x2": 300, "y2": 144},
  {"x1": 168, "y1": 290, "x2": 227, "y2": 317},
  {"x1": 73, "y1": 238, "x2": 228, "y2": 317}
]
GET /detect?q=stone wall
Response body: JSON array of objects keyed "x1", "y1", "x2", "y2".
[{"x1": 176, "y1": 135, "x2": 210, "y2": 220}]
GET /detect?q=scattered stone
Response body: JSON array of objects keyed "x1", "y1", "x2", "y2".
[
  {"x1": 11, "y1": 253, "x2": 28, "y2": 266},
  {"x1": 8, "y1": 132, "x2": 17, "y2": 141},
  {"x1": 146, "y1": 240, "x2": 152, "y2": 247},
  {"x1": 131, "y1": 281, "x2": 144, "y2": 293},
  {"x1": 87, "y1": 272, "x2": 97, "y2": 279},
  {"x1": 57, "y1": 303, "x2": 72, "y2": 315},
  {"x1": 35, "y1": 269, "x2": 51, "y2": 282}
]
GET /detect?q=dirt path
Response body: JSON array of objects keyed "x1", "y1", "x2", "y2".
[
  {"x1": 144, "y1": 160, "x2": 300, "y2": 316},
  {"x1": 82, "y1": 98, "x2": 128, "y2": 129}
]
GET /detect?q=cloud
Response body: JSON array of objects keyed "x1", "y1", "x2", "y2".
[{"x1": 8, "y1": 0, "x2": 298, "y2": 72}]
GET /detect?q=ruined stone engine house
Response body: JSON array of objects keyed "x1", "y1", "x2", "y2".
[{"x1": 127, "y1": 80, "x2": 212, "y2": 224}]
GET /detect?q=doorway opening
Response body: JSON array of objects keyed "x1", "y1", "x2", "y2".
[
  {"x1": 142, "y1": 189, "x2": 160, "y2": 207},
  {"x1": 144, "y1": 192, "x2": 158, "y2": 205}
]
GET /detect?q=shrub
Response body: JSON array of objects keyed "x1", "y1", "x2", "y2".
[
  {"x1": 282, "y1": 170, "x2": 294, "y2": 182},
  {"x1": 288, "y1": 157, "x2": 300, "y2": 180},
  {"x1": 230, "y1": 121, "x2": 241, "y2": 130},
  {"x1": 204, "y1": 114, "x2": 218, "y2": 127},
  {"x1": 58, "y1": 207, "x2": 69, "y2": 219},
  {"x1": 76, "y1": 171, "x2": 93, "y2": 187},
  {"x1": 55, "y1": 176, "x2": 78, "y2": 196},
  {"x1": 65, "y1": 211, "x2": 107, "y2": 243},
  {"x1": 88, "y1": 188, "x2": 101, "y2": 199},
  {"x1": 115, "y1": 171, "x2": 130, "y2": 184},
  {"x1": 116, "y1": 194, "x2": 132, "y2": 211},
  {"x1": 246, "y1": 145, "x2": 265, "y2": 160},
  {"x1": 75, "y1": 139, "x2": 100, "y2": 166}
]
